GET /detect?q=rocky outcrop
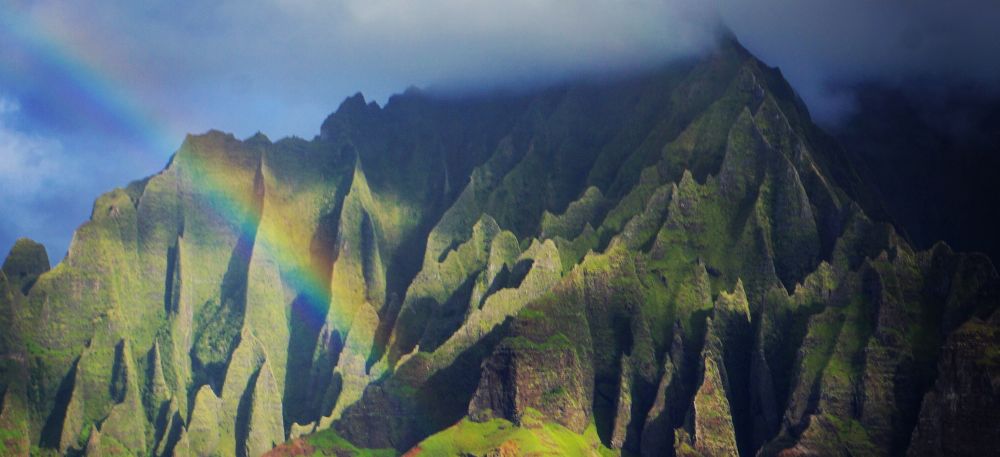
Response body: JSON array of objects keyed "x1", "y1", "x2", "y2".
[
  {"x1": 187, "y1": 385, "x2": 221, "y2": 456},
  {"x1": 907, "y1": 309, "x2": 1000, "y2": 457},
  {"x1": 100, "y1": 340, "x2": 147, "y2": 453},
  {"x1": 675, "y1": 318, "x2": 740, "y2": 457},
  {"x1": 0, "y1": 238, "x2": 49, "y2": 294},
  {"x1": 640, "y1": 354, "x2": 680, "y2": 457},
  {"x1": 468, "y1": 332, "x2": 592, "y2": 432},
  {"x1": 246, "y1": 360, "x2": 285, "y2": 457}
]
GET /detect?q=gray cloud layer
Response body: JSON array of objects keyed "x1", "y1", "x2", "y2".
[
  {"x1": 18, "y1": 0, "x2": 718, "y2": 138},
  {"x1": 14, "y1": 0, "x2": 1000, "y2": 135}
]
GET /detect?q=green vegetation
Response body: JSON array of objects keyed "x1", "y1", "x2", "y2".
[
  {"x1": 1, "y1": 237, "x2": 49, "y2": 294},
  {"x1": 0, "y1": 426, "x2": 26, "y2": 456},
  {"x1": 302, "y1": 428, "x2": 397, "y2": 457},
  {"x1": 411, "y1": 409, "x2": 615, "y2": 457}
]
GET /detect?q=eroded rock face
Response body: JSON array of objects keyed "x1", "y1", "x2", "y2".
[
  {"x1": 907, "y1": 310, "x2": 1000, "y2": 457},
  {"x1": 468, "y1": 334, "x2": 592, "y2": 432},
  {"x1": 640, "y1": 355, "x2": 681, "y2": 457},
  {"x1": 1, "y1": 34, "x2": 998, "y2": 457},
  {"x1": 679, "y1": 318, "x2": 740, "y2": 457}
]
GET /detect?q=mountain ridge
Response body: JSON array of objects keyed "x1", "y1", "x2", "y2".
[{"x1": 1, "y1": 36, "x2": 998, "y2": 457}]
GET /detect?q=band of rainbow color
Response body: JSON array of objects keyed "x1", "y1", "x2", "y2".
[{"x1": 1, "y1": 8, "x2": 344, "y2": 330}]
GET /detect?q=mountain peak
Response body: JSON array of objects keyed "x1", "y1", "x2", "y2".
[
  {"x1": 338, "y1": 92, "x2": 368, "y2": 112},
  {"x1": 2, "y1": 237, "x2": 49, "y2": 294}
]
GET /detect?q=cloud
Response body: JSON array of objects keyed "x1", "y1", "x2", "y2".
[
  {"x1": 15, "y1": 0, "x2": 999, "y2": 133},
  {"x1": 16, "y1": 0, "x2": 720, "y2": 140},
  {"x1": 0, "y1": 96, "x2": 67, "y2": 197},
  {"x1": 714, "y1": 0, "x2": 1000, "y2": 121},
  {"x1": 0, "y1": 97, "x2": 19, "y2": 114},
  {"x1": 0, "y1": 95, "x2": 83, "y2": 260}
]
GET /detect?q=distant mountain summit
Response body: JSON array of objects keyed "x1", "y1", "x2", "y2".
[{"x1": 1, "y1": 36, "x2": 997, "y2": 457}]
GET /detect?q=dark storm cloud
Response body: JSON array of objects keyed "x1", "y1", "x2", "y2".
[
  {"x1": 715, "y1": 0, "x2": 1000, "y2": 121},
  {"x1": 1, "y1": 0, "x2": 999, "y2": 262}
]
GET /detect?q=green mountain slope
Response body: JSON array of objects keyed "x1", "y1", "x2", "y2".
[{"x1": 2, "y1": 37, "x2": 997, "y2": 457}]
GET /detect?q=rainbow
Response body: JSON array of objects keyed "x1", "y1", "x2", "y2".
[
  {"x1": 0, "y1": 9, "x2": 344, "y2": 330},
  {"x1": 0, "y1": 8, "x2": 176, "y2": 154},
  {"x1": 182, "y1": 147, "x2": 347, "y2": 331}
]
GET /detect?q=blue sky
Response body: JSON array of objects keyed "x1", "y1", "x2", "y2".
[{"x1": 2, "y1": 0, "x2": 999, "y2": 263}]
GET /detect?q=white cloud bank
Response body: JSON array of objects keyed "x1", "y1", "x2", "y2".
[
  {"x1": 0, "y1": 97, "x2": 65, "y2": 198},
  {"x1": 0, "y1": 95, "x2": 85, "y2": 260}
]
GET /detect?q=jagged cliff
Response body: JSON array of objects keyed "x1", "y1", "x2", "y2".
[{"x1": 1, "y1": 37, "x2": 998, "y2": 457}]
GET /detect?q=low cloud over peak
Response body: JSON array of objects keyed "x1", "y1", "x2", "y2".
[{"x1": 7, "y1": 1, "x2": 999, "y2": 137}]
